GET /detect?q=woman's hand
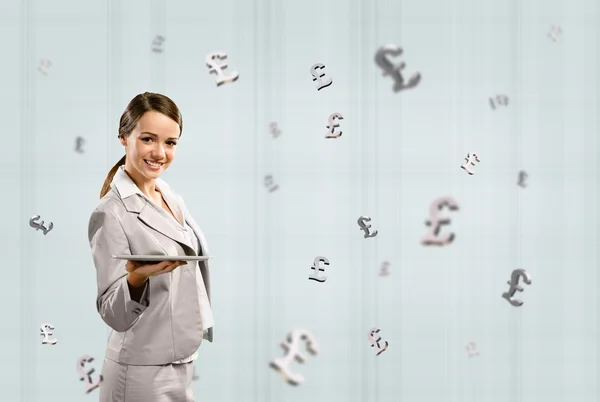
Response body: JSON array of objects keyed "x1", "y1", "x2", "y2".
[{"x1": 125, "y1": 260, "x2": 185, "y2": 287}]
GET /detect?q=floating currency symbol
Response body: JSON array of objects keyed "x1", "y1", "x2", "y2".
[
  {"x1": 309, "y1": 63, "x2": 333, "y2": 91},
  {"x1": 206, "y1": 52, "x2": 239, "y2": 86},
  {"x1": 269, "y1": 329, "x2": 318, "y2": 386},
  {"x1": 269, "y1": 122, "x2": 281, "y2": 138},
  {"x1": 460, "y1": 153, "x2": 480, "y2": 175},
  {"x1": 38, "y1": 59, "x2": 52, "y2": 75},
  {"x1": 421, "y1": 197, "x2": 459, "y2": 246},
  {"x1": 502, "y1": 269, "x2": 532, "y2": 307},
  {"x1": 325, "y1": 113, "x2": 343, "y2": 138},
  {"x1": 264, "y1": 175, "x2": 279, "y2": 193},
  {"x1": 40, "y1": 323, "x2": 57, "y2": 345},
  {"x1": 309, "y1": 257, "x2": 329, "y2": 282},
  {"x1": 489, "y1": 95, "x2": 509, "y2": 109},
  {"x1": 76, "y1": 355, "x2": 102, "y2": 394},
  {"x1": 374, "y1": 44, "x2": 421, "y2": 92},
  {"x1": 151, "y1": 35, "x2": 165, "y2": 53},
  {"x1": 548, "y1": 25, "x2": 562, "y2": 41},
  {"x1": 367, "y1": 328, "x2": 389, "y2": 356},
  {"x1": 29, "y1": 215, "x2": 54, "y2": 235},
  {"x1": 357, "y1": 216, "x2": 378, "y2": 238},
  {"x1": 379, "y1": 261, "x2": 390, "y2": 276},
  {"x1": 465, "y1": 342, "x2": 479, "y2": 357},
  {"x1": 518, "y1": 171, "x2": 528, "y2": 188},
  {"x1": 75, "y1": 137, "x2": 85, "y2": 153}
]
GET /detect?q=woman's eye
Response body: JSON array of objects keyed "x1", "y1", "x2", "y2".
[
  {"x1": 168, "y1": 141, "x2": 177, "y2": 146},
  {"x1": 141, "y1": 137, "x2": 152, "y2": 142}
]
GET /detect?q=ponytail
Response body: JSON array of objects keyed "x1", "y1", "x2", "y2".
[{"x1": 100, "y1": 155, "x2": 126, "y2": 198}]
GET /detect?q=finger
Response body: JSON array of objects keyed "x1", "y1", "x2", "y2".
[
  {"x1": 151, "y1": 262, "x2": 181, "y2": 276},
  {"x1": 125, "y1": 260, "x2": 141, "y2": 272}
]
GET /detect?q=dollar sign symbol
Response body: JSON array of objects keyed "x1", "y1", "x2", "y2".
[
  {"x1": 40, "y1": 323, "x2": 57, "y2": 345},
  {"x1": 421, "y1": 197, "x2": 460, "y2": 246},
  {"x1": 367, "y1": 328, "x2": 389, "y2": 356},
  {"x1": 309, "y1": 256, "x2": 329, "y2": 282},
  {"x1": 357, "y1": 216, "x2": 378, "y2": 238},
  {"x1": 374, "y1": 45, "x2": 421, "y2": 92},
  {"x1": 269, "y1": 329, "x2": 318, "y2": 386},
  {"x1": 76, "y1": 355, "x2": 102, "y2": 394},
  {"x1": 206, "y1": 52, "x2": 239, "y2": 86},
  {"x1": 325, "y1": 113, "x2": 343, "y2": 138},
  {"x1": 502, "y1": 269, "x2": 532, "y2": 307},
  {"x1": 309, "y1": 63, "x2": 333, "y2": 91}
]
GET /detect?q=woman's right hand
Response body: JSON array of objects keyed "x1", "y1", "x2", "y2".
[{"x1": 125, "y1": 260, "x2": 185, "y2": 287}]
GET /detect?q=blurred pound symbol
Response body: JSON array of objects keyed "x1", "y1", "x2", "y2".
[
  {"x1": 269, "y1": 122, "x2": 281, "y2": 138},
  {"x1": 206, "y1": 52, "x2": 239, "y2": 86},
  {"x1": 269, "y1": 329, "x2": 319, "y2": 386},
  {"x1": 75, "y1": 137, "x2": 85, "y2": 153},
  {"x1": 460, "y1": 153, "x2": 480, "y2": 175},
  {"x1": 374, "y1": 45, "x2": 421, "y2": 92},
  {"x1": 465, "y1": 342, "x2": 479, "y2": 357},
  {"x1": 40, "y1": 323, "x2": 57, "y2": 345},
  {"x1": 38, "y1": 59, "x2": 52, "y2": 75},
  {"x1": 264, "y1": 175, "x2": 279, "y2": 193},
  {"x1": 76, "y1": 355, "x2": 102, "y2": 394},
  {"x1": 151, "y1": 35, "x2": 165, "y2": 53},
  {"x1": 309, "y1": 256, "x2": 329, "y2": 282},
  {"x1": 309, "y1": 63, "x2": 333, "y2": 91},
  {"x1": 367, "y1": 327, "x2": 389, "y2": 356},
  {"x1": 379, "y1": 261, "x2": 390, "y2": 276},
  {"x1": 325, "y1": 113, "x2": 343, "y2": 138},
  {"x1": 357, "y1": 216, "x2": 378, "y2": 238},
  {"x1": 421, "y1": 197, "x2": 459, "y2": 246},
  {"x1": 502, "y1": 269, "x2": 532, "y2": 307}
]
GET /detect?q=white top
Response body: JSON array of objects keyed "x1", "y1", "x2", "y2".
[{"x1": 115, "y1": 166, "x2": 214, "y2": 364}]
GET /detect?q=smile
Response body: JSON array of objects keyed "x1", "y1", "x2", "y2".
[{"x1": 144, "y1": 160, "x2": 164, "y2": 168}]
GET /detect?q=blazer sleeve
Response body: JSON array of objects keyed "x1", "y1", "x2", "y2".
[{"x1": 88, "y1": 206, "x2": 150, "y2": 332}]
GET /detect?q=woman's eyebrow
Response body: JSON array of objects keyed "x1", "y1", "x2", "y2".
[{"x1": 140, "y1": 131, "x2": 179, "y2": 140}]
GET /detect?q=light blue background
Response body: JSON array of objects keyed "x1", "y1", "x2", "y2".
[{"x1": 0, "y1": 0, "x2": 598, "y2": 401}]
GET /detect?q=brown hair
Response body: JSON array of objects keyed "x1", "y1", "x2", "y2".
[{"x1": 99, "y1": 92, "x2": 183, "y2": 198}]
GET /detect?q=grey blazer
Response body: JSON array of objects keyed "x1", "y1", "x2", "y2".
[{"x1": 88, "y1": 178, "x2": 213, "y2": 366}]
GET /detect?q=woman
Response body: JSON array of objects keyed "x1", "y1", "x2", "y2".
[{"x1": 88, "y1": 92, "x2": 214, "y2": 402}]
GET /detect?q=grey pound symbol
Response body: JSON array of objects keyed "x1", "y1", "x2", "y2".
[
  {"x1": 502, "y1": 269, "x2": 532, "y2": 307},
  {"x1": 264, "y1": 175, "x2": 279, "y2": 193},
  {"x1": 460, "y1": 153, "x2": 480, "y2": 175},
  {"x1": 309, "y1": 256, "x2": 329, "y2": 282},
  {"x1": 76, "y1": 355, "x2": 103, "y2": 394},
  {"x1": 325, "y1": 113, "x2": 343, "y2": 138},
  {"x1": 357, "y1": 216, "x2": 378, "y2": 238},
  {"x1": 374, "y1": 44, "x2": 421, "y2": 92},
  {"x1": 309, "y1": 63, "x2": 333, "y2": 91},
  {"x1": 269, "y1": 329, "x2": 319, "y2": 386},
  {"x1": 421, "y1": 197, "x2": 460, "y2": 246},
  {"x1": 206, "y1": 52, "x2": 239, "y2": 86},
  {"x1": 367, "y1": 327, "x2": 389, "y2": 356},
  {"x1": 40, "y1": 323, "x2": 58, "y2": 345}
]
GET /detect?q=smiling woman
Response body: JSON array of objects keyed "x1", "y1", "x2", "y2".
[
  {"x1": 99, "y1": 92, "x2": 183, "y2": 199},
  {"x1": 88, "y1": 92, "x2": 214, "y2": 402}
]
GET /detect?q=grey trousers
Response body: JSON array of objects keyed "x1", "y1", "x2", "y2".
[{"x1": 99, "y1": 358, "x2": 195, "y2": 402}]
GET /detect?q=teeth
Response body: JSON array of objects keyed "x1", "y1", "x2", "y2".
[{"x1": 145, "y1": 160, "x2": 162, "y2": 167}]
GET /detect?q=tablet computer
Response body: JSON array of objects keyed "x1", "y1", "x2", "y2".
[{"x1": 111, "y1": 255, "x2": 212, "y2": 262}]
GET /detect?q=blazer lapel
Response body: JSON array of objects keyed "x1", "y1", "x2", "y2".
[{"x1": 120, "y1": 192, "x2": 193, "y2": 252}]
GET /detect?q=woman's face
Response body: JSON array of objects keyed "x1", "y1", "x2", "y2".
[{"x1": 120, "y1": 111, "x2": 181, "y2": 182}]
